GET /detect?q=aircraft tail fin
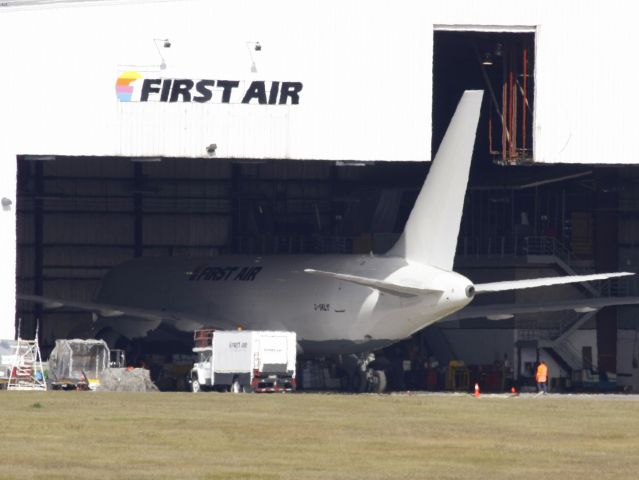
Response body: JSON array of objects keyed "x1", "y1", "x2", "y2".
[{"x1": 386, "y1": 90, "x2": 483, "y2": 270}]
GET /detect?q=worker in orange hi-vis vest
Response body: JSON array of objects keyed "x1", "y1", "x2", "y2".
[{"x1": 536, "y1": 360, "x2": 549, "y2": 395}]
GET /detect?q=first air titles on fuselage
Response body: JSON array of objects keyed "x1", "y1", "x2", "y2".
[{"x1": 189, "y1": 265, "x2": 263, "y2": 282}]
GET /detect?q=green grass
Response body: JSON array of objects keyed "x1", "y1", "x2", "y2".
[{"x1": 1, "y1": 392, "x2": 639, "y2": 479}]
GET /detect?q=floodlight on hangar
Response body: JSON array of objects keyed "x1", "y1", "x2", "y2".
[
  {"x1": 130, "y1": 157, "x2": 162, "y2": 162},
  {"x1": 153, "y1": 38, "x2": 171, "y2": 70},
  {"x1": 335, "y1": 161, "x2": 369, "y2": 167},
  {"x1": 22, "y1": 155, "x2": 56, "y2": 161},
  {"x1": 246, "y1": 41, "x2": 261, "y2": 73},
  {"x1": 481, "y1": 52, "x2": 493, "y2": 66},
  {"x1": 1, "y1": 197, "x2": 12, "y2": 212}
]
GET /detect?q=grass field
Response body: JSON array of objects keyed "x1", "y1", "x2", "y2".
[{"x1": 1, "y1": 391, "x2": 639, "y2": 479}]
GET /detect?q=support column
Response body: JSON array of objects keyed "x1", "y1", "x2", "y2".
[
  {"x1": 33, "y1": 162, "x2": 44, "y2": 342},
  {"x1": 594, "y1": 169, "x2": 619, "y2": 374},
  {"x1": 230, "y1": 163, "x2": 241, "y2": 253},
  {"x1": 133, "y1": 163, "x2": 143, "y2": 258}
]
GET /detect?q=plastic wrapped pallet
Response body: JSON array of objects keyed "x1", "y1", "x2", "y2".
[
  {"x1": 98, "y1": 368, "x2": 159, "y2": 392},
  {"x1": 48, "y1": 339, "x2": 109, "y2": 383}
]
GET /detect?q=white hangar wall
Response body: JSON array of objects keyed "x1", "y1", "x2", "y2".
[
  {"x1": 2, "y1": 0, "x2": 639, "y2": 340},
  {"x1": 2, "y1": 0, "x2": 638, "y2": 164},
  {"x1": 0, "y1": 0, "x2": 433, "y2": 161}
]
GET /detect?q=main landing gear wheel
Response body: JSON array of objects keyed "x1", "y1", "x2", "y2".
[
  {"x1": 369, "y1": 370, "x2": 387, "y2": 394},
  {"x1": 350, "y1": 369, "x2": 387, "y2": 393}
]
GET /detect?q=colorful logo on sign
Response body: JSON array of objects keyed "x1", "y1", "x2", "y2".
[
  {"x1": 116, "y1": 71, "x2": 143, "y2": 102},
  {"x1": 115, "y1": 71, "x2": 303, "y2": 105}
]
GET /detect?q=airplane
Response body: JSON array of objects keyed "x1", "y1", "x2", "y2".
[{"x1": 18, "y1": 90, "x2": 635, "y2": 390}]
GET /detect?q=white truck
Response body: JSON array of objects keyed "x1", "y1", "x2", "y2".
[{"x1": 190, "y1": 329, "x2": 297, "y2": 393}]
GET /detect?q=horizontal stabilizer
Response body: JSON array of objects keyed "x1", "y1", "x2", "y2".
[
  {"x1": 474, "y1": 272, "x2": 634, "y2": 294},
  {"x1": 446, "y1": 295, "x2": 639, "y2": 321},
  {"x1": 303, "y1": 269, "x2": 443, "y2": 297}
]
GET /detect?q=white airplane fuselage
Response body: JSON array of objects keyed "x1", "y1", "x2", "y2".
[{"x1": 96, "y1": 255, "x2": 474, "y2": 354}]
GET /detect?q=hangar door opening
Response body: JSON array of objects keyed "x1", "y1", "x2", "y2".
[
  {"x1": 433, "y1": 28, "x2": 536, "y2": 166},
  {"x1": 15, "y1": 156, "x2": 421, "y2": 357}
]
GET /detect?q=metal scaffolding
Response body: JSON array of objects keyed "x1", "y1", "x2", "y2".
[{"x1": 7, "y1": 337, "x2": 47, "y2": 391}]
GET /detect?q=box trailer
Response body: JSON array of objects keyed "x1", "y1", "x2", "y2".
[{"x1": 190, "y1": 330, "x2": 296, "y2": 393}]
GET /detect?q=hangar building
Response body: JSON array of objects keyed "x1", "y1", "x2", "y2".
[{"x1": 2, "y1": 0, "x2": 639, "y2": 390}]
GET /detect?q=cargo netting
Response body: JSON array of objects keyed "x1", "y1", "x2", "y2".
[
  {"x1": 48, "y1": 339, "x2": 109, "y2": 382},
  {"x1": 98, "y1": 368, "x2": 159, "y2": 392}
]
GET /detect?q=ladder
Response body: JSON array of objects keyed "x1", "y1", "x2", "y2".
[{"x1": 7, "y1": 337, "x2": 47, "y2": 391}]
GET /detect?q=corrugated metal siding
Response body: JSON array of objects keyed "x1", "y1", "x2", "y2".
[
  {"x1": 2, "y1": 0, "x2": 639, "y2": 163},
  {"x1": 1, "y1": 0, "x2": 432, "y2": 161},
  {"x1": 43, "y1": 214, "x2": 132, "y2": 244},
  {"x1": 143, "y1": 215, "x2": 230, "y2": 247}
]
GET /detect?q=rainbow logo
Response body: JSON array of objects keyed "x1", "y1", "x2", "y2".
[{"x1": 116, "y1": 71, "x2": 143, "y2": 102}]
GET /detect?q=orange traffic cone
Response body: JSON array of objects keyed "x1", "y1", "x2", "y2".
[{"x1": 474, "y1": 383, "x2": 480, "y2": 397}]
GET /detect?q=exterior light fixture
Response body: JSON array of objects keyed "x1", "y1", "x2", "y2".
[
  {"x1": 482, "y1": 52, "x2": 493, "y2": 66},
  {"x1": 1, "y1": 197, "x2": 12, "y2": 211},
  {"x1": 130, "y1": 157, "x2": 162, "y2": 162},
  {"x1": 23, "y1": 155, "x2": 56, "y2": 161},
  {"x1": 246, "y1": 41, "x2": 261, "y2": 73},
  {"x1": 336, "y1": 161, "x2": 368, "y2": 167},
  {"x1": 154, "y1": 38, "x2": 171, "y2": 70}
]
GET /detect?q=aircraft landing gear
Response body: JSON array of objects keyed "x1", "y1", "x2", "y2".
[
  {"x1": 352, "y1": 368, "x2": 387, "y2": 393},
  {"x1": 299, "y1": 354, "x2": 389, "y2": 393},
  {"x1": 368, "y1": 369, "x2": 387, "y2": 393},
  {"x1": 343, "y1": 353, "x2": 388, "y2": 393}
]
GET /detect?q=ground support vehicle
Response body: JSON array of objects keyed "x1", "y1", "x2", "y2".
[{"x1": 190, "y1": 329, "x2": 296, "y2": 393}]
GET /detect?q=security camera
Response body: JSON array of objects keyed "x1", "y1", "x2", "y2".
[
  {"x1": 254, "y1": 42, "x2": 261, "y2": 52},
  {"x1": 206, "y1": 144, "x2": 217, "y2": 155}
]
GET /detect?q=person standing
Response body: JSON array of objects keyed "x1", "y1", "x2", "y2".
[{"x1": 536, "y1": 360, "x2": 549, "y2": 394}]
